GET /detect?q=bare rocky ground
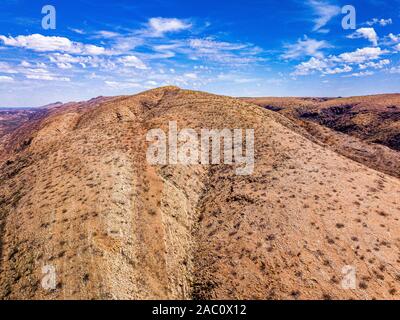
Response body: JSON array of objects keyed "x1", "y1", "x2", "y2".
[
  {"x1": 0, "y1": 87, "x2": 400, "y2": 300},
  {"x1": 243, "y1": 95, "x2": 400, "y2": 179},
  {"x1": 242, "y1": 94, "x2": 400, "y2": 153},
  {"x1": 0, "y1": 108, "x2": 47, "y2": 139}
]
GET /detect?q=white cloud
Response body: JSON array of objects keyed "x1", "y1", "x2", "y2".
[
  {"x1": 389, "y1": 66, "x2": 400, "y2": 74},
  {"x1": 186, "y1": 38, "x2": 261, "y2": 65},
  {"x1": 151, "y1": 43, "x2": 178, "y2": 59},
  {"x1": 0, "y1": 75, "x2": 14, "y2": 82},
  {"x1": 395, "y1": 44, "x2": 400, "y2": 51},
  {"x1": 381, "y1": 33, "x2": 400, "y2": 49},
  {"x1": 292, "y1": 47, "x2": 388, "y2": 76},
  {"x1": 117, "y1": 55, "x2": 147, "y2": 69},
  {"x1": 0, "y1": 61, "x2": 18, "y2": 74},
  {"x1": 3, "y1": 60, "x2": 73, "y2": 82},
  {"x1": 183, "y1": 72, "x2": 198, "y2": 79},
  {"x1": 112, "y1": 37, "x2": 144, "y2": 53},
  {"x1": 323, "y1": 65, "x2": 352, "y2": 75},
  {"x1": 282, "y1": 36, "x2": 331, "y2": 60},
  {"x1": 189, "y1": 39, "x2": 247, "y2": 51},
  {"x1": 26, "y1": 74, "x2": 70, "y2": 81},
  {"x1": 338, "y1": 47, "x2": 387, "y2": 63},
  {"x1": 21, "y1": 66, "x2": 70, "y2": 82},
  {"x1": 387, "y1": 33, "x2": 400, "y2": 43},
  {"x1": 308, "y1": 0, "x2": 341, "y2": 32},
  {"x1": 55, "y1": 62, "x2": 73, "y2": 69},
  {"x1": 95, "y1": 31, "x2": 120, "y2": 39},
  {"x1": 292, "y1": 57, "x2": 328, "y2": 75},
  {"x1": 146, "y1": 80, "x2": 158, "y2": 86},
  {"x1": 105, "y1": 81, "x2": 142, "y2": 89},
  {"x1": 0, "y1": 34, "x2": 111, "y2": 55},
  {"x1": 49, "y1": 53, "x2": 116, "y2": 69},
  {"x1": 366, "y1": 18, "x2": 392, "y2": 27},
  {"x1": 359, "y1": 59, "x2": 390, "y2": 70},
  {"x1": 146, "y1": 18, "x2": 191, "y2": 37},
  {"x1": 345, "y1": 71, "x2": 374, "y2": 77},
  {"x1": 50, "y1": 53, "x2": 88, "y2": 68},
  {"x1": 20, "y1": 60, "x2": 32, "y2": 67},
  {"x1": 348, "y1": 28, "x2": 378, "y2": 46},
  {"x1": 69, "y1": 28, "x2": 86, "y2": 35}
]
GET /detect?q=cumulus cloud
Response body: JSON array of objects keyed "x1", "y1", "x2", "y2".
[
  {"x1": 338, "y1": 47, "x2": 387, "y2": 63},
  {"x1": 20, "y1": 65, "x2": 70, "y2": 82},
  {"x1": 282, "y1": 36, "x2": 331, "y2": 60},
  {"x1": 54, "y1": 62, "x2": 73, "y2": 69},
  {"x1": 146, "y1": 18, "x2": 191, "y2": 37},
  {"x1": 348, "y1": 28, "x2": 378, "y2": 46},
  {"x1": 323, "y1": 65, "x2": 352, "y2": 75},
  {"x1": 308, "y1": 0, "x2": 341, "y2": 32},
  {"x1": 0, "y1": 34, "x2": 111, "y2": 55},
  {"x1": 344, "y1": 71, "x2": 374, "y2": 77},
  {"x1": 292, "y1": 57, "x2": 329, "y2": 76},
  {"x1": 117, "y1": 55, "x2": 147, "y2": 69},
  {"x1": 0, "y1": 59, "x2": 72, "y2": 82},
  {"x1": 387, "y1": 33, "x2": 400, "y2": 43},
  {"x1": 292, "y1": 47, "x2": 388, "y2": 76},
  {"x1": 49, "y1": 53, "x2": 117, "y2": 70},
  {"x1": 359, "y1": 59, "x2": 390, "y2": 70}
]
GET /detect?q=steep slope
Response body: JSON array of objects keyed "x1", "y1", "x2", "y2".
[
  {"x1": 0, "y1": 108, "x2": 46, "y2": 139},
  {"x1": 315, "y1": 95, "x2": 400, "y2": 151},
  {"x1": 243, "y1": 96, "x2": 400, "y2": 179},
  {"x1": 243, "y1": 94, "x2": 400, "y2": 151},
  {"x1": 0, "y1": 87, "x2": 400, "y2": 300}
]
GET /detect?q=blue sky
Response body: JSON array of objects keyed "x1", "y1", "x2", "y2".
[{"x1": 0, "y1": 0, "x2": 400, "y2": 106}]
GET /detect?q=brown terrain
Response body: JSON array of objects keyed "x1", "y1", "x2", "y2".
[
  {"x1": 243, "y1": 95, "x2": 400, "y2": 179},
  {"x1": 0, "y1": 87, "x2": 400, "y2": 300},
  {"x1": 0, "y1": 108, "x2": 45, "y2": 139}
]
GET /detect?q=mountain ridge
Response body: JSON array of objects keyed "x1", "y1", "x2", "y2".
[{"x1": 0, "y1": 87, "x2": 400, "y2": 299}]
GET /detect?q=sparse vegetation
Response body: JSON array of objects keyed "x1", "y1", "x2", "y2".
[{"x1": 0, "y1": 87, "x2": 399, "y2": 300}]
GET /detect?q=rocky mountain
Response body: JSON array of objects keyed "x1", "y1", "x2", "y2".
[
  {"x1": 243, "y1": 95, "x2": 400, "y2": 179},
  {"x1": 1, "y1": 87, "x2": 399, "y2": 300}
]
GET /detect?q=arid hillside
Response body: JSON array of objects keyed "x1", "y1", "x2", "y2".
[
  {"x1": 243, "y1": 95, "x2": 400, "y2": 150},
  {"x1": 1, "y1": 87, "x2": 400, "y2": 300},
  {"x1": 243, "y1": 95, "x2": 400, "y2": 179},
  {"x1": 0, "y1": 108, "x2": 46, "y2": 139}
]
